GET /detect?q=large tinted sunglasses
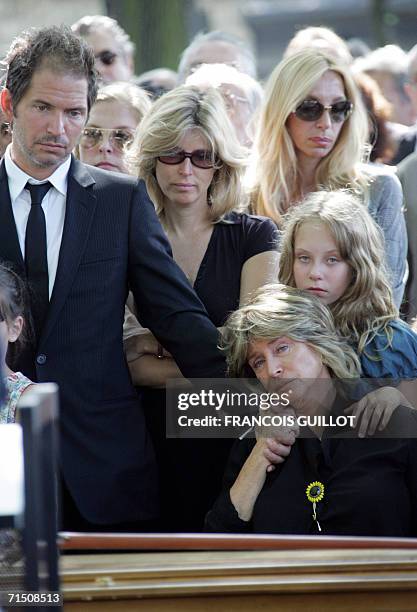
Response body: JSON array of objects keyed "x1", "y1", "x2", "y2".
[
  {"x1": 94, "y1": 50, "x2": 117, "y2": 66},
  {"x1": 157, "y1": 149, "x2": 217, "y2": 169},
  {"x1": 80, "y1": 127, "x2": 134, "y2": 151},
  {"x1": 293, "y1": 99, "x2": 353, "y2": 123}
]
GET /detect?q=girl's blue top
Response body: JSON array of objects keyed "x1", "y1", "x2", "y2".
[{"x1": 360, "y1": 319, "x2": 417, "y2": 379}]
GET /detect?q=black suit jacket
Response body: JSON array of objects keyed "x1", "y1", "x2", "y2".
[
  {"x1": 391, "y1": 128, "x2": 417, "y2": 165},
  {"x1": 0, "y1": 157, "x2": 225, "y2": 524}
]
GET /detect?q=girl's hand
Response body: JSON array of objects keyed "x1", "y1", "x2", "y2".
[{"x1": 345, "y1": 386, "x2": 404, "y2": 437}]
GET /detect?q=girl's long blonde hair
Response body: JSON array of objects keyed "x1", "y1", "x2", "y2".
[
  {"x1": 279, "y1": 190, "x2": 398, "y2": 352},
  {"x1": 222, "y1": 283, "x2": 361, "y2": 378},
  {"x1": 249, "y1": 49, "x2": 370, "y2": 226}
]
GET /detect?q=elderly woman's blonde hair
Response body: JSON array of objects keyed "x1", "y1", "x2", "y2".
[
  {"x1": 95, "y1": 81, "x2": 152, "y2": 124},
  {"x1": 221, "y1": 283, "x2": 361, "y2": 379},
  {"x1": 128, "y1": 85, "x2": 248, "y2": 221},
  {"x1": 249, "y1": 49, "x2": 370, "y2": 226},
  {"x1": 278, "y1": 190, "x2": 398, "y2": 352}
]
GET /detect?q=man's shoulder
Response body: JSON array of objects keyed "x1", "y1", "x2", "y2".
[{"x1": 70, "y1": 158, "x2": 142, "y2": 192}]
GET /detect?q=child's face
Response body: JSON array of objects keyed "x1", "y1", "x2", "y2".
[{"x1": 293, "y1": 221, "x2": 353, "y2": 305}]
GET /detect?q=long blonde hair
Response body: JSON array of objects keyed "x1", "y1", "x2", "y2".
[
  {"x1": 249, "y1": 49, "x2": 369, "y2": 226},
  {"x1": 279, "y1": 190, "x2": 398, "y2": 352},
  {"x1": 222, "y1": 283, "x2": 361, "y2": 378}
]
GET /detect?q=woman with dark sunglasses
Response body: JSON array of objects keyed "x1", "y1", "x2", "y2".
[
  {"x1": 124, "y1": 86, "x2": 280, "y2": 531},
  {"x1": 248, "y1": 48, "x2": 406, "y2": 307}
]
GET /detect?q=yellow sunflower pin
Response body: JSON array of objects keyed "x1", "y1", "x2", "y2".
[{"x1": 306, "y1": 481, "x2": 325, "y2": 503}]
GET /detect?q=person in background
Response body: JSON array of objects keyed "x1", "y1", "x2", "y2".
[
  {"x1": 398, "y1": 152, "x2": 417, "y2": 322},
  {"x1": 0, "y1": 76, "x2": 12, "y2": 158},
  {"x1": 177, "y1": 30, "x2": 257, "y2": 83},
  {"x1": 125, "y1": 86, "x2": 279, "y2": 531},
  {"x1": 185, "y1": 63, "x2": 263, "y2": 148},
  {"x1": 249, "y1": 48, "x2": 407, "y2": 307},
  {"x1": 72, "y1": 15, "x2": 135, "y2": 83},
  {"x1": 284, "y1": 25, "x2": 353, "y2": 65},
  {"x1": 354, "y1": 71, "x2": 394, "y2": 163},
  {"x1": 78, "y1": 81, "x2": 151, "y2": 174},
  {"x1": 391, "y1": 44, "x2": 417, "y2": 165},
  {"x1": 353, "y1": 45, "x2": 413, "y2": 128},
  {"x1": 0, "y1": 263, "x2": 33, "y2": 424},
  {"x1": 133, "y1": 68, "x2": 178, "y2": 99}
]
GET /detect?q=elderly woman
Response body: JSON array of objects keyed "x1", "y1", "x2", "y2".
[
  {"x1": 126, "y1": 86, "x2": 279, "y2": 531},
  {"x1": 185, "y1": 63, "x2": 263, "y2": 147},
  {"x1": 78, "y1": 81, "x2": 151, "y2": 174},
  {"x1": 206, "y1": 284, "x2": 417, "y2": 536},
  {"x1": 249, "y1": 49, "x2": 407, "y2": 306}
]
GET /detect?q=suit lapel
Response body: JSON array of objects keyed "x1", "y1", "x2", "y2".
[
  {"x1": 0, "y1": 160, "x2": 25, "y2": 271},
  {"x1": 40, "y1": 158, "x2": 97, "y2": 347}
]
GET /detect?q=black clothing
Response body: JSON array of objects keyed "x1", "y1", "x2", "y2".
[
  {"x1": 0, "y1": 158, "x2": 225, "y2": 526},
  {"x1": 206, "y1": 406, "x2": 417, "y2": 537},
  {"x1": 391, "y1": 128, "x2": 417, "y2": 165},
  {"x1": 143, "y1": 212, "x2": 279, "y2": 532},
  {"x1": 24, "y1": 181, "x2": 51, "y2": 339}
]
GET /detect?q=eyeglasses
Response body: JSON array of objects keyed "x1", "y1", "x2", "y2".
[
  {"x1": 222, "y1": 90, "x2": 249, "y2": 111},
  {"x1": 293, "y1": 99, "x2": 353, "y2": 123},
  {"x1": 80, "y1": 127, "x2": 134, "y2": 151},
  {"x1": 94, "y1": 50, "x2": 117, "y2": 66},
  {"x1": 0, "y1": 122, "x2": 11, "y2": 138},
  {"x1": 157, "y1": 149, "x2": 218, "y2": 169}
]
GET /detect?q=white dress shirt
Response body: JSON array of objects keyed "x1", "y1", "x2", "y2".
[{"x1": 4, "y1": 145, "x2": 70, "y2": 298}]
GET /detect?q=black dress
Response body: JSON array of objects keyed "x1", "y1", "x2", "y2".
[
  {"x1": 143, "y1": 212, "x2": 279, "y2": 532},
  {"x1": 206, "y1": 405, "x2": 417, "y2": 536}
]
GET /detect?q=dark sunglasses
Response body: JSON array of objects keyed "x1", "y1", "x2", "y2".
[
  {"x1": 293, "y1": 99, "x2": 353, "y2": 123},
  {"x1": 94, "y1": 50, "x2": 117, "y2": 66},
  {"x1": 80, "y1": 127, "x2": 134, "y2": 151},
  {"x1": 157, "y1": 149, "x2": 217, "y2": 169}
]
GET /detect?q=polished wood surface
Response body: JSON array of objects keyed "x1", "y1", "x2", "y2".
[
  {"x1": 59, "y1": 531, "x2": 417, "y2": 551},
  {"x1": 60, "y1": 536, "x2": 417, "y2": 611}
]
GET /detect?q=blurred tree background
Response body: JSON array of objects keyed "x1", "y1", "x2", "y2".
[{"x1": 106, "y1": 0, "x2": 190, "y2": 74}]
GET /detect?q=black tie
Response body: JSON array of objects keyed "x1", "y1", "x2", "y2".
[{"x1": 25, "y1": 181, "x2": 52, "y2": 341}]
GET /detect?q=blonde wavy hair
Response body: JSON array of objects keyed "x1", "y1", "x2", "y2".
[
  {"x1": 222, "y1": 283, "x2": 361, "y2": 378},
  {"x1": 128, "y1": 86, "x2": 248, "y2": 221},
  {"x1": 249, "y1": 49, "x2": 370, "y2": 226},
  {"x1": 279, "y1": 190, "x2": 398, "y2": 353},
  {"x1": 95, "y1": 81, "x2": 152, "y2": 124}
]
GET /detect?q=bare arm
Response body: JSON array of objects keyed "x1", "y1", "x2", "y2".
[
  {"x1": 230, "y1": 439, "x2": 271, "y2": 521},
  {"x1": 239, "y1": 251, "x2": 280, "y2": 305}
]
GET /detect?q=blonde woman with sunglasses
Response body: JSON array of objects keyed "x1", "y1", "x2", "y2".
[
  {"x1": 124, "y1": 85, "x2": 279, "y2": 531},
  {"x1": 249, "y1": 49, "x2": 406, "y2": 307},
  {"x1": 78, "y1": 82, "x2": 151, "y2": 174}
]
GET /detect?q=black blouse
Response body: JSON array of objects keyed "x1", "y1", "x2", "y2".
[{"x1": 206, "y1": 406, "x2": 417, "y2": 537}]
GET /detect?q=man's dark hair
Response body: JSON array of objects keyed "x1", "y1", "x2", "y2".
[{"x1": 4, "y1": 25, "x2": 98, "y2": 113}]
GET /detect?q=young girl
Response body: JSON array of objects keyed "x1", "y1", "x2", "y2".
[
  {"x1": 0, "y1": 264, "x2": 34, "y2": 424},
  {"x1": 279, "y1": 189, "x2": 417, "y2": 379}
]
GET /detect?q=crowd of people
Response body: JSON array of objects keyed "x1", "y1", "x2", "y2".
[{"x1": 1, "y1": 14, "x2": 417, "y2": 537}]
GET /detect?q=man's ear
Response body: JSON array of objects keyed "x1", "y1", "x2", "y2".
[{"x1": 1, "y1": 88, "x2": 14, "y2": 122}]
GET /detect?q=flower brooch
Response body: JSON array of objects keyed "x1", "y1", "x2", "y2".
[{"x1": 306, "y1": 481, "x2": 325, "y2": 532}]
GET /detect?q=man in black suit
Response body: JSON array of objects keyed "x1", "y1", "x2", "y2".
[{"x1": 0, "y1": 26, "x2": 225, "y2": 530}]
